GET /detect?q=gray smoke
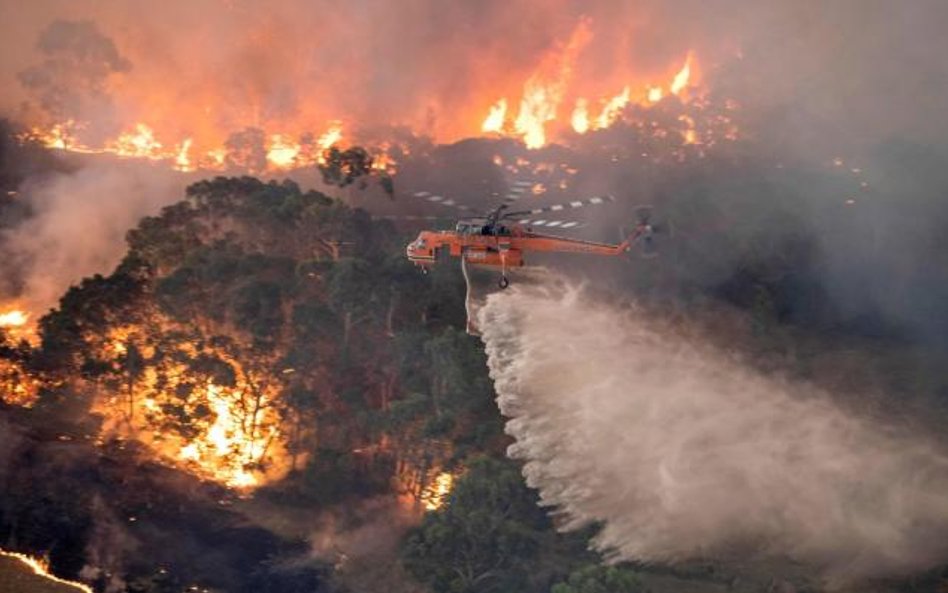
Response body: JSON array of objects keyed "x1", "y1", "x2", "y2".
[
  {"x1": 17, "y1": 19, "x2": 131, "y2": 127},
  {"x1": 479, "y1": 277, "x2": 948, "y2": 582},
  {"x1": 2, "y1": 1, "x2": 946, "y2": 144},
  {"x1": 1, "y1": 162, "x2": 187, "y2": 314}
]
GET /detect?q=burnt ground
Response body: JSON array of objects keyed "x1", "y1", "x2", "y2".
[{"x1": 0, "y1": 404, "x2": 330, "y2": 593}]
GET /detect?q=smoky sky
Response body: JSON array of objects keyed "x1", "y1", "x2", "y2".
[
  {"x1": 1, "y1": 0, "x2": 947, "y2": 145},
  {"x1": 17, "y1": 19, "x2": 130, "y2": 121}
]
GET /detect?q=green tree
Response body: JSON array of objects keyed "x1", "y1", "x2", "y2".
[
  {"x1": 401, "y1": 457, "x2": 554, "y2": 593},
  {"x1": 551, "y1": 565, "x2": 647, "y2": 593},
  {"x1": 318, "y1": 146, "x2": 373, "y2": 189}
]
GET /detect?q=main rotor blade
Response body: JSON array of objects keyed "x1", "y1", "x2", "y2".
[
  {"x1": 411, "y1": 190, "x2": 475, "y2": 212},
  {"x1": 514, "y1": 219, "x2": 584, "y2": 229},
  {"x1": 377, "y1": 214, "x2": 447, "y2": 222},
  {"x1": 502, "y1": 179, "x2": 537, "y2": 203},
  {"x1": 501, "y1": 194, "x2": 615, "y2": 219}
]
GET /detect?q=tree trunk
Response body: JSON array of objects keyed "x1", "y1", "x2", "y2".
[
  {"x1": 431, "y1": 376, "x2": 445, "y2": 419},
  {"x1": 381, "y1": 370, "x2": 396, "y2": 412},
  {"x1": 244, "y1": 374, "x2": 266, "y2": 463},
  {"x1": 385, "y1": 292, "x2": 397, "y2": 337},
  {"x1": 126, "y1": 376, "x2": 135, "y2": 426},
  {"x1": 343, "y1": 311, "x2": 352, "y2": 348}
]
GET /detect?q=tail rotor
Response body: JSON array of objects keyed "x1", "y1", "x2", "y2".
[{"x1": 626, "y1": 205, "x2": 671, "y2": 257}]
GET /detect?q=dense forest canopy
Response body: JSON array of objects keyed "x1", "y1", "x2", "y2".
[{"x1": 0, "y1": 172, "x2": 539, "y2": 592}]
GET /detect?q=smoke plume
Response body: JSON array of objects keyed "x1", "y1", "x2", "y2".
[
  {"x1": 2, "y1": 1, "x2": 945, "y2": 145},
  {"x1": 479, "y1": 277, "x2": 948, "y2": 581},
  {"x1": 1, "y1": 162, "x2": 187, "y2": 314},
  {"x1": 17, "y1": 19, "x2": 131, "y2": 128}
]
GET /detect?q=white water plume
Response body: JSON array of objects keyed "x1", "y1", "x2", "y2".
[{"x1": 478, "y1": 276, "x2": 948, "y2": 581}]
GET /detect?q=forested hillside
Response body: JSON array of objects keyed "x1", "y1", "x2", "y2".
[{"x1": 0, "y1": 175, "x2": 642, "y2": 592}]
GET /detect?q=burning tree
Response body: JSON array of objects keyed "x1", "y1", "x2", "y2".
[
  {"x1": 5, "y1": 176, "x2": 492, "y2": 500},
  {"x1": 0, "y1": 330, "x2": 40, "y2": 407}
]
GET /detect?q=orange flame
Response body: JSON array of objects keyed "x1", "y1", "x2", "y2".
[
  {"x1": 484, "y1": 42, "x2": 703, "y2": 145},
  {"x1": 507, "y1": 17, "x2": 593, "y2": 148},
  {"x1": 266, "y1": 134, "x2": 302, "y2": 169},
  {"x1": 174, "y1": 138, "x2": 194, "y2": 172},
  {"x1": 571, "y1": 98, "x2": 590, "y2": 134},
  {"x1": 179, "y1": 383, "x2": 274, "y2": 488},
  {"x1": 514, "y1": 81, "x2": 559, "y2": 149},
  {"x1": 156, "y1": 379, "x2": 287, "y2": 489},
  {"x1": 421, "y1": 471, "x2": 455, "y2": 511},
  {"x1": 207, "y1": 147, "x2": 227, "y2": 167},
  {"x1": 679, "y1": 114, "x2": 699, "y2": 145},
  {"x1": 0, "y1": 309, "x2": 28, "y2": 328},
  {"x1": 481, "y1": 98, "x2": 508, "y2": 133},
  {"x1": 315, "y1": 123, "x2": 344, "y2": 165},
  {"x1": 370, "y1": 148, "x2": 397, "y2": 174},
  {"x1": 17, "y1": 18, "x2": 711, "y2": 164},
  {"x1": 596, "y1": 86, "x2": 631, "y2": 129},
  {"x1": 23, "y1": 119, "x2": 358, "y2": 174},
  {"x1": 317, "y1": 123, "x2": 343, "y2": 150},
  {"x1": 0, "y1": 304, "x2": 39, "y2": 406},
  {"x1": 671, "y1": 53, "x2": 693, "y2": 96},
  {"x1": 0, "y1": 549, "x2": 93, "y2": 593},
  {"x1": 0, "y1": 305, "x2": 38, "y2": 347},
  {"x1": 95, "y1": 325, "x2": 292, "y2": 490},
  {"x1": 0, "y1": 358, "x2": 40, "y2": 407},
  {"x1": 108, "y1": 123, "x2": 163, "y2": 159}
]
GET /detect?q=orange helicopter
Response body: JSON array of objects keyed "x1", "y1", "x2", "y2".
[{"x1": 405, "y1": 191, "x2": 658, "y2": 288}]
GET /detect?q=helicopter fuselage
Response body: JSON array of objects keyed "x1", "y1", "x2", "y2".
[{"x1": 405, "y1": 224, "x2": 631, "y2": 273}]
